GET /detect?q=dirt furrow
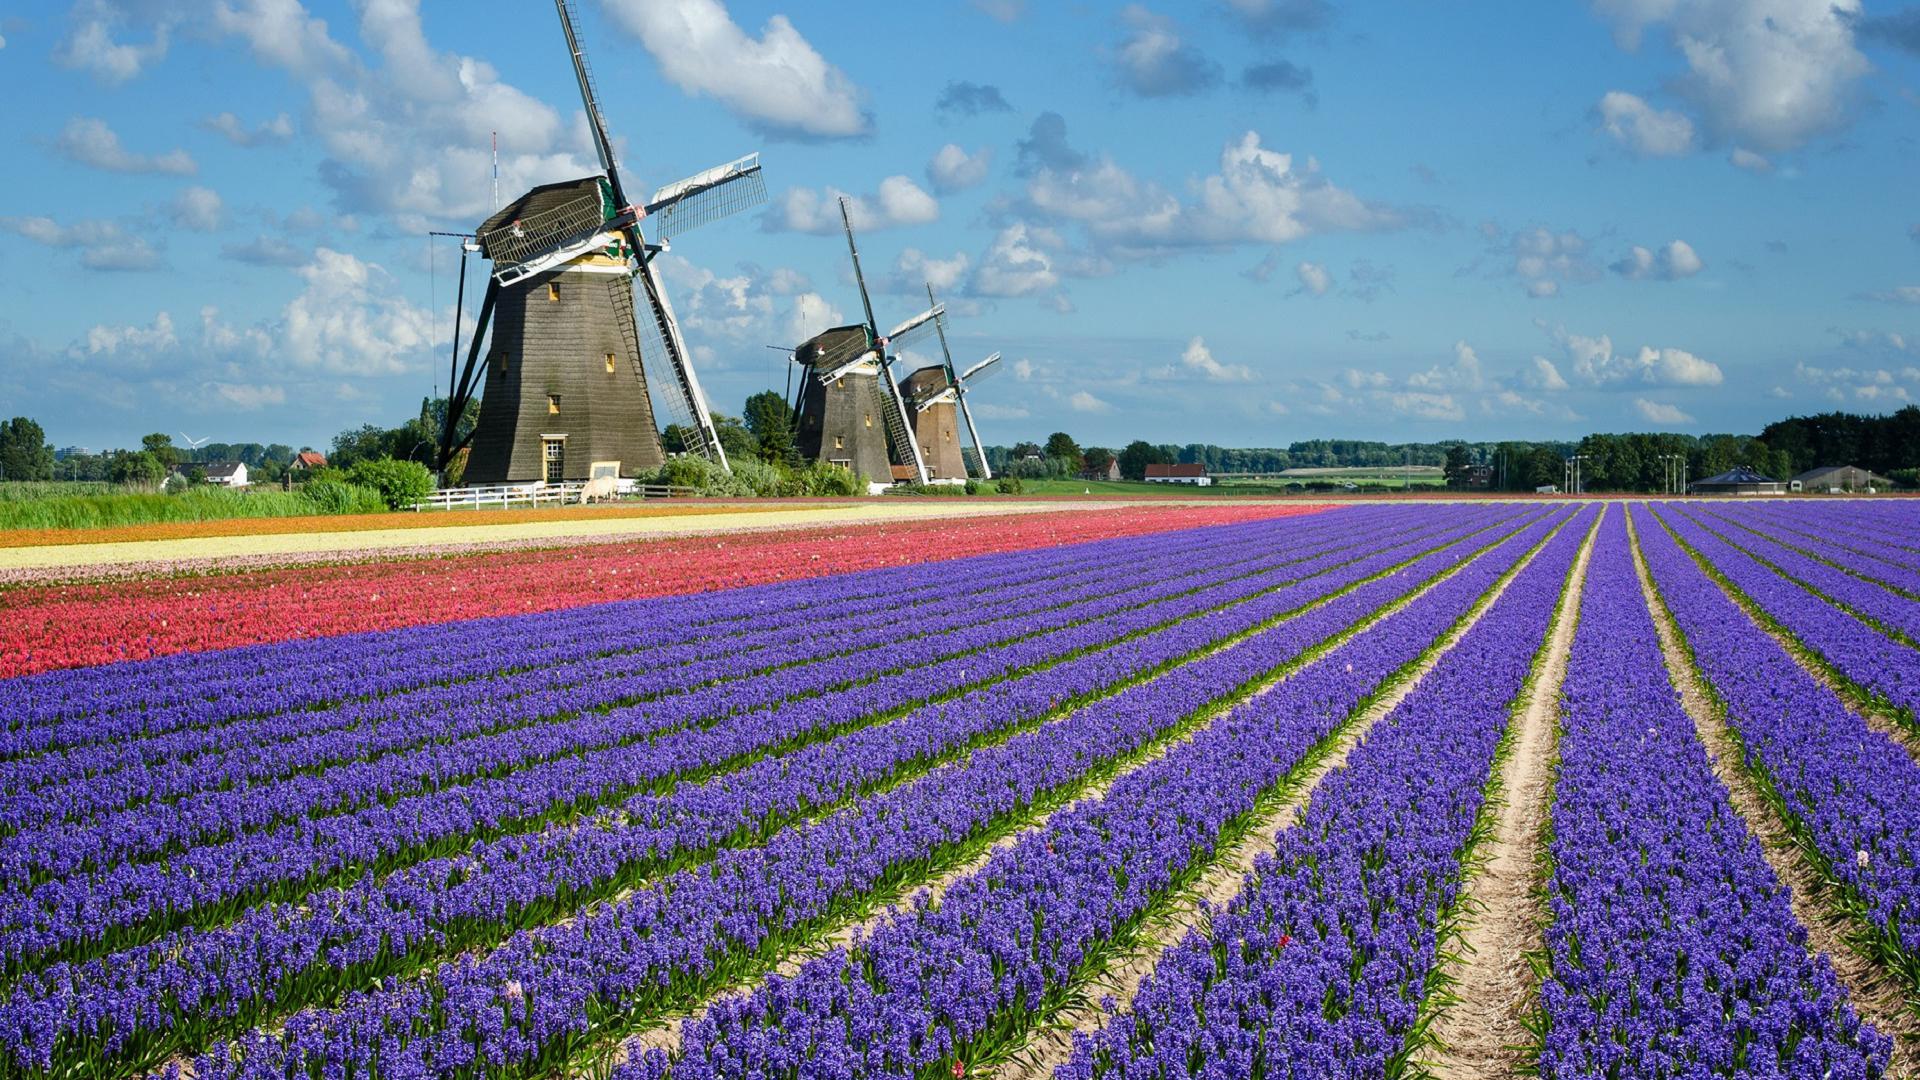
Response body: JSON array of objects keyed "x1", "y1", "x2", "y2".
[
  {"x1": 1415, "y1": 512, "x2": 1594, "y2": 1078},
  {"x1": 991, "y1": 513, "x2": 1578, "y2": 1080},
  {"x1": 1627, "y1": 509, "x2": 1920, "y2": 1077}
]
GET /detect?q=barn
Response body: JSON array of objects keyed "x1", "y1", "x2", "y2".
[{"x1": 1690, "y1": 466, "x2": 1786, "y2": 495}]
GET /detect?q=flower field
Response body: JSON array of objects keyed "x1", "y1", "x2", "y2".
[{"x1": 1, "y1": 499, "x2": 1918, "y2": 1079}]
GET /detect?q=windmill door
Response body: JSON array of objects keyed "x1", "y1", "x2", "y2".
[{"x1": 543, "y1": 438, "x2": 565, "y2": 484}]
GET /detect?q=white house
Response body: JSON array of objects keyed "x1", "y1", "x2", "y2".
[
  {"x1": 201, "y1": 461, "x2": 249, "y2": 488},
  {"x1": 1145, "y1": 463, "x2": 1213, "y2": 486}
]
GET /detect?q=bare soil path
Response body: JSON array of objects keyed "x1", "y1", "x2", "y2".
[
  {"x1": 1627, "y1": 508, "x2": 1920, "y2": 1076},
  {"x1": 1416, "y1": 512, "x2": 1595, "y2": 1078}
]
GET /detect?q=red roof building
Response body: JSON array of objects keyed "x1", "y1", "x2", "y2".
[{"x1": 1144, "y1": 463, "x2": 1212, "y2": 486}]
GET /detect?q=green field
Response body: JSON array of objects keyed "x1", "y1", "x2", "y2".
[{"x1": 0, "y1": 482, "x2": 378, "y2": 531}]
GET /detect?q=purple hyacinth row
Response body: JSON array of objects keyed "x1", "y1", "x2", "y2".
[
  {"x1": 607, "y1": 511, "x2": 1574, "y2": 1080},
  {"x1": 1538, "y1": 508, "x2": 1887, "y2": 1079},
  {"x1": 1055, "y1": 505, "x2": 1594, "y2": 1079},
  {"x1": 0, "y1": 513, "x2": 1326, "y2": 750},
  {"x1": 3, "y1": 513, "x2": 1464, "y2": 973},
  {"x1": 3, "y1": 514, "x2": 1364, "y2": 876},
  {"x1": 1652, "y1": 506, "x2": 1920, "y2": 719},
  {"x1": 174, "y1": 509, "x2": 1561, "y2": 1080},
  {"x1": 1, "y1": 513, "x2": 1331, "y2": 779},
  {"x1": 1720, "y1": 504, "x2": 1920, "y2": 593},
  {"x1": 1671, "y1": 505, "x2": 1920, "y2": 645},
  {"x1": 1635, "y1": 504, "x2": 1920, "y2": 990},
  {"x1": 0, "y1": 511, "x2": 1526, "y2": 1076}
]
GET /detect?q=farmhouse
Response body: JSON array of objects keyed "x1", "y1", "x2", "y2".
[
  {"x1": 1791, "y1": 465, "x2": 1893, "y2": 493},
  {"x1": 1144, "y1": 463, "x2": 1212, "y2": 486},
  {"x1": 1081, "y1": 459, "x2": 1121, "y2": 481},
  {"x1": 172, "y1": 461, "x2": 250, "y2": 487},
  {"x1": 288, "y1": 451, "x2": 328, "y2": 474},
  {"x1": 1690, "y1": 465, "x2": 1785, "y2": 496}
]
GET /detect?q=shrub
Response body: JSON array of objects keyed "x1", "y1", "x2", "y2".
[
  {"x1": 995, "y1": 475, "x2": 1024, "y2": 495},
  {"x1": 794, "y1": 461, "x2": 863, "y2": 496},
  {"x1": 346, "y1": 458, "x2": 436, "y2": 510},
  {"x1": 301, "y1": 478, "x2": 387, "y2": 515},
  {"x1": 964, "y1": 479, "x2": 980, "y2": 495}
]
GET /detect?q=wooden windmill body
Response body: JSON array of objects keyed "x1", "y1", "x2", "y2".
[{"x1": 434, "y1": 1, "x2": 764, "y2": 485}]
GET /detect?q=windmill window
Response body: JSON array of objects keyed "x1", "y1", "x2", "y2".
[
  {"x1": 548, "y1": 395, "x2": 561, "y2": 415},
  {"x1": 605, "y1": 353, "x2": 616, "y2": 373},
  {"x1": 548, "y1": 283, "x2": 560, "y2": 302},
  {"x1": 543, "y1": 438, "x2": 564, "y2": 484},
  {"x1": 834, "y1": 435, "x2": 844, "y2": 450},
  {"x1": 864, "y1": 413, "x2": 873, "y2": 429},
  {"x1": 496, "y1": 352, "x2": 510, "y2": 375}
]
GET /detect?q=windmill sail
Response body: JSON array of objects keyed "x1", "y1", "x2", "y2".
[{"x1": 646, "y1": 154, "x2": 767, "y2": 240}]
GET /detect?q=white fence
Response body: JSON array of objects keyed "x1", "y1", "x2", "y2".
[{"x1": 412, "y1": 482, "x2": 694, "y2": 511}]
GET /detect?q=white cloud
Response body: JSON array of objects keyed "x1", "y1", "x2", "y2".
[
  {"x1": 56, "y1": 117, "x2": 195, "y2": 175},
  {"x1": 773, "y1": 177, "x2": 939, "y2": 234},
  {"x1": 1175, "y1": 337, "x2": 1257, "y2": 382},
  {"x1": 277, "y1": 248, "x2": 443, "y2": 375},
  {"x1": 598, "y1": 0, "x2": 868, "y2": 138},
  {"x1": 1597, "y1": 91, "x2": 1696, "y2": 155},
  {"x1": 972, "y1": 224, "x2": 1060, "y2": 298},
  {"x1": 1383, "y1": 391, "x2": 1465, "y2": 421},
  {"x1": 1545, "y1": 322, "x2": 1724, "y2": 386},
  {"x1": 0, "y1": 214, "x2": 163, "y2": 271},
  {"x1": 926, "y1": 144, "x2": 991, "y2": 194},
  {"x1": 1634, "y1": 398, "x2": 1696, "y2": 424},
  {"x1": 1795, "y1": 360, "x2": 1917, "y2": 403},
  {"x1": 202, "y1": 111, "x2": 295, "y2": 147},
  {"x1": 1068, "y1": 390, "x2": 1114, "y2": 413},
  {"x1": 1861, "y1": 286, "x2": 1920, "y2": 305},
  {"x1": 1612, "y1": 239, "x2": 1704, "y2": 280},
  {"x1": 893, "y1": 249, "x2": 971, "y2": 293},
  {"x1": 84, "y1": 311, "x2": 177, "y2": 356},
  {"x1": 212, "y1": 0, "x2": 353, "y2": 76},
  {"x1": 210, "y1": 382, "x2": 289, "y2": 410},
  {"x1": 1111, "y1": 5, "x2": 1219, "y2": 96},
  {"x1": 1013, "y1": 358, "x2": 1036, "y2": 381},
  {"x1": 1492, "y1": 224, "x2": 1600, "y2": 298},
  {"x1": 1524, "y1": 356, "x2": 1571, "y2": 391},
  {"x1": 1017, "y1": 118, "x2": 1396, "y2": 258},
  {"x1": 168, "y1": 187, "x2": 225, "y2": 232},
  {"x1": 1728, "y1": 146, "x2": 1773, "y2": 173},
  {"x1": 1593, "y1": 0, "x2": 1870, "y2": 152},
  {"x1": 1294, "y1": 261, "x2": 1331, "y2": 296},
  {"x1": 783, "y1": 292, "x2": 843, "y2": 345},
  {"x1": 1408, "y1": 340, "x2": 1484, "y2": 391},
  {"x1": 56, "y1": 4, "x2": 170, "y2": 83}
]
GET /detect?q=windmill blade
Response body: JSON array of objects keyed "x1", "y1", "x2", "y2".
[
  {"x1": 839, "y1": 197, "x2": 880, "y2": 337},
  {"x1": 958, "y1": 352, "x2": 1003, "y2": 385},
  {"x1": 883, "y1": 304, "x2": 944, "y2": 353},
  {"x1": 644, "y1": 153, "x2": 766, "y2": 240}
]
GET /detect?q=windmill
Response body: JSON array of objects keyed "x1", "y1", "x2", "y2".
[
  {"x1": 902, "y1": 284, "x2": 1001, "y2": 481},
  {"x1": 789, "y1": 198, "x2": 940, "y2": 488},
  {"x1": 437, "y1": 0, "x2": 765, "y2": 486}
]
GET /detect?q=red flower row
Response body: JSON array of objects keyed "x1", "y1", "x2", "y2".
[{"x1": 0, "y1": 504, "x2": 1322, "y2": 678}]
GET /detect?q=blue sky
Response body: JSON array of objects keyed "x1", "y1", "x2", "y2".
[{"x1": 1, "y1": 0, "x2": 1917, "y2": 452}]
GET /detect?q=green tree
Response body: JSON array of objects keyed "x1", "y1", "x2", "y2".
[
  {"x1": 329, "y1": 425, "x2": 392, "y2": 470},
  {"x1": 711, "y1": 413, "x2": 759, "y2": 462},
  {"x1": 1081, "y1": 446, "x2": 1115, "y2": 476},
  {"x1": 1043, "y1": 432, "x2": 1082, "y2": 468},
  {"x1": 742, "y1": 391, "x2": 798, "y2": 464},
  {"x1": 0, "y1": 417, "x2": 55, "y2": 481},
  {"x1": 1525, "y1": 447, "x2": 1563, "y2": 491},
  {"x1": 1442, "y1": 444, "x2": 1473, "y2": 488},
  {"x1": 660, "y1": 424, "x2": 691, "y2": 454},
  {"x1": 109, "y1": 450, "x2": 168, "y2": 487},
  {"x1": 1117, "y1": 440, "x2": 1171, "y2": 481},
  {"x1": 346, "y1": 458, "x2": 435, "y2": 510},
  {"x1": 140, "y1": 433, "x2": 179, "y2": 468}
]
